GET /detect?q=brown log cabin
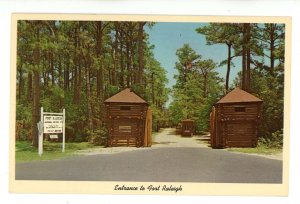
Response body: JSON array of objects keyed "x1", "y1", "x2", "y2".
[
  {"x1": 104, "y1": 88, "x2": 152, "y2": 147},
  {"x1": 181, "y1": 119, "x2": 195, "y2": 137},
  {"x1": 210, "y1": 87, "x2": 263, "y2": 148}
]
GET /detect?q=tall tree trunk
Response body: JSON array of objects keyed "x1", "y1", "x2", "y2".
[
  {"x1": 78, "y1": 58, "x2": 82, "y2": 102},
  {"x1": 225, "y1": 43, "x2": 232, "y2": 92},
  {"x1": 85, "y1": 60, "x2": 93, "y2": 131},
  {"x1": 64, "y1": 59, "x2": 70, "y2": 91},
  {"x1": 32, "y1": 26, "x2": 40, "y2": 148},
  {"x1": 137, "y1": 22, "x2": 146, "y2": 86},
  {"x1": 58, "y1": 54, "x2": 62, "y2": 88},
  {"x1": 120, "y1": 30, "x2": 125, "y2": 87},
  {"x1": 73, "y1": 29, "x2": 79, "y2": 104},
  {"x1": 46, "y1": 71, "x2": 49, "y2": 87},
  {"x1": 94, "y1": 22, "x2": 106, "y2": 122},
  {"x1": 73, "y1": 61, "x2": 78, "y2": 103},
  {"x1": 203, "y1": 73, "x2": 208, "y2": 98},
  {"x1": 131, "y1": 45, "x2": 136, "y2": 85},
  {"x1": 18, "y1": 62, "x2": 23, "y2": 101},
  {"x1": 96, "y1": 22, "x2": 104, "y2": 98},
  {"x1": 74, "y1": 59, "x2": 82, "y2": 104},
  {"x1": 97, "y1": 69, "x2": 104, "y2": 99},
  {"x1": 126, "y1": 39, "x2": 131, "y2": 87},
  {"x1": 151, "y1": 72, "x2": 155, "y2": 104},
  {"x1": 270, "y1": 24, "x2": 275, "y2": 76},
  {"x1": 242, "y1": 24, "x2": 247, "y2": 91},
  {"x1": 112, "y1": 24, "x2": 118, "y2": 86},
  {"x1": 32, "y1": 69, "x2": 40, "y2": 147},
  {"x1": 246, "y1": 24, "x2": 251, "y2": 91},
  {"x1": 73, "y1": 26, "x2": 81, "y2": 104},
  {"x1": 50, "y1": 51, "x2": 55, "y2": 85},
  {"x1": 27, "y1": 73, "x2": 32, "y2": 102}
]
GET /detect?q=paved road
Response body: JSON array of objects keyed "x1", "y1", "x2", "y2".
[{"x1": 16, "y1": 147, "x2": 282, "y2": 183}]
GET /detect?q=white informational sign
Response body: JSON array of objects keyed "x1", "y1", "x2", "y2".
[
  {"x1": 38, "y1": 107, "x2": 66, "y2": 156},
  {"x1": 43, "y1": 115, "x2": 63, "y2": 133}
]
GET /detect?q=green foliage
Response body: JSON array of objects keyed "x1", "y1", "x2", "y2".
[
  {"x1": 16, "y1": 103, "x2": 32, "y2": 122},
  {"x1": 144, "y1": 52, "x2": 170, "y2": 130},
  {"x1": 16, "y1": 20, "x2": 285, "y2": 149},
  {"x1": 232, "y1": 67, "x2": 284, "y2": 147},
  {"x1": 196, "y1": 23, "x2": 240, "y2": 46},
  {"x1": 170, "y1": 44, "x2": 223, "y2": 132},
  {"x1": 16, "y1": 20, "x2": 170, "y2": 145},
  {"x1": 16, "y1": 104, "x2": 32, "y2": 140},
  {"x1": 105, "y1": 85, "x2": 120, "y2": 98},
  {"x1": 15, "y1": 141, "x2": 97, "y2": 162},
  {"x1": 259, "y1": 129, "x2": 283, "y2": 149},
  {"x1": 63, "y1": 91, "x2": 89, "y2": 142},
  {"x1": 41, "y1": 85, "x2": 64, "y2": 112},
  {"x1": 249, "y1": 68, "x2": 284, "y2": 138},
  {"x1": 230, "y1": 23, "x2": 285, "y2": 147},
  {"x1": 87, "y1": 126, "x2": 108, "y2": 146},
  {"x1": 18, "y1": 129, "x2": 29, "y2": 141}
]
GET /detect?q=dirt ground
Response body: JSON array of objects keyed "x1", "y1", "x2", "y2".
[
  {"x1": 76, "y1": 128, "x2": 282, "y2": 160},
  {"x1": 151, "y1": 128, "x2": 209, "y2": 147}
]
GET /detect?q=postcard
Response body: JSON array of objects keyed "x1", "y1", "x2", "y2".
[{"x1": 10, "y1": 13, "x2": 291, "y2": 196}]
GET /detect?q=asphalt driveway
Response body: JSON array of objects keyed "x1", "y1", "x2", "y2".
[{"x1": 16, "y1": 147, "x2": 282, "y2": 183}]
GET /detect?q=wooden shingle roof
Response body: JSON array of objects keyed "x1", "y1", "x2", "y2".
[
  {"x1": 104, "y1": 88, "x2": 147, "y2": 104},
  {"x1": 217, "y1": 87, "x2": 262, "y2": 104}
]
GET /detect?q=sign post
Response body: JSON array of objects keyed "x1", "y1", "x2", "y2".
[
  {"x1": 62, "y1": 108, "x2": 65, "y2": 152},
  {"x1": 38, "y1": 107, "x2": 44, "y2": 156},
  {"x1": 37, "y1": 107, "x2": 65, "y2": 156}
]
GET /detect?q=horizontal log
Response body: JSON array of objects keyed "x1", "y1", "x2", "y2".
[
  {"x1": 226, "y1": 137, "x2": 255, "y2": 141},
  {"x1": 108, "y1": 112, "x2": 143, "y2": 116},
  {"x1": 226, "y1": 142, "x2": 255, "y2": 147}
]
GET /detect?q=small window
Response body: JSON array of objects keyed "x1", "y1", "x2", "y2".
[
  {"x1": 235, "y1": 107, "x2": 246, "y2": 112},
  {"x1": 119, "y1": 126, "x2": 131, "y2": 133},
  {"x1": 120, "y1": 106, "x2": 131, "y2": 110}
]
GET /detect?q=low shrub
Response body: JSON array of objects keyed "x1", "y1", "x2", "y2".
[
  {"x1": 258, "y1": 129, "x2": 283, "y2": 149},
  {"x1": 87, "y1": 126, "x2": 108, "y2": 146}
]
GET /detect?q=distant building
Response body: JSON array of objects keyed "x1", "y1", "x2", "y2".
[{"x1": 181, "y1": 119, "x2": 195, "y2": 137}]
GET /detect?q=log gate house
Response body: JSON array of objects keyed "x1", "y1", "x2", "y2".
[
  {"x1": 104, "y1": 88, "x2": 152, "y2": 147},
  {"x1": 210, "y1": 87, "x2": 263, "y2": 148},
  {"x1": 181, "y1": 119, "x2": 195, "y2": 137}
]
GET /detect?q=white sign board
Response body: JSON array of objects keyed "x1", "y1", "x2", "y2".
[
  {"x1": 38, "y1": 107, "x2": 65, "y2": 156},
  {"x1": 43, "y1": 115, "x2": 63, "y2": 134}
]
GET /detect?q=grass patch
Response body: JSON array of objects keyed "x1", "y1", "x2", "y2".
[
  {"x1": 195, "y1": 131, "x2": 209, "y2": 136},
  {"x1": 152, "y1": 131, "x2": 159, "y2": 136},
  {"x1": 16, "y1": 141, "x2": 101, "y2": 162},
  {"x1": 228, "y1": 144, "x2": 282, "y2": 155}
]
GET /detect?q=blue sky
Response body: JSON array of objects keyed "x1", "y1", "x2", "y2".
[{"x1": 145, "y1": 22, "x2": 242, "y2": 89}]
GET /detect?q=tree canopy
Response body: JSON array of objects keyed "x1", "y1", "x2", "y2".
[
  {"x1": 16, "y1": 20, "x2": 169, "y2": 144},
  {"x1": 16, "y1": 21, "x2": 285, "y2": 148}
]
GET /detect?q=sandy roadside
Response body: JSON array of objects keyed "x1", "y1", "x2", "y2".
[{"x1": 75, "y1": 128, "x2": 282, "y2": 160}]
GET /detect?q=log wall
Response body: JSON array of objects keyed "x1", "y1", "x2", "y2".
[
  {"x1": 105, "y1": 103, "x2": 148, "y2": 147},
  {"x1": 210, "y1": 102, "x2": 261, "y2": 148}
]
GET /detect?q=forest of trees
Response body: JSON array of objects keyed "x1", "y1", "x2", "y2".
[
  {"x1": 168, "y1": 44, "x2": 223, "y2": 131},
  {"x1": 169, "y1": 23, "x2": 285, "y2": 145},
  {"x1": 16, "y1": 20, "x2": 169, "y2": 147},
  {"x1": 16, "y1": 21, "x2": 285, "y2": 148}
]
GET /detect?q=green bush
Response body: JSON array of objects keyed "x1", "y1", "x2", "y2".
[
  {"x1": 73, "y1": 132, "x2": 85, "y2": 142},
  {"x1": 18, "y1": 129, "x2": 29, "y2": 141},
  {"x1": 87, "y1": 126, "x2": 108, "y2": 146},
  {"x1": 258, "y1": 129, "x2": 283, "y2": 149}
]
